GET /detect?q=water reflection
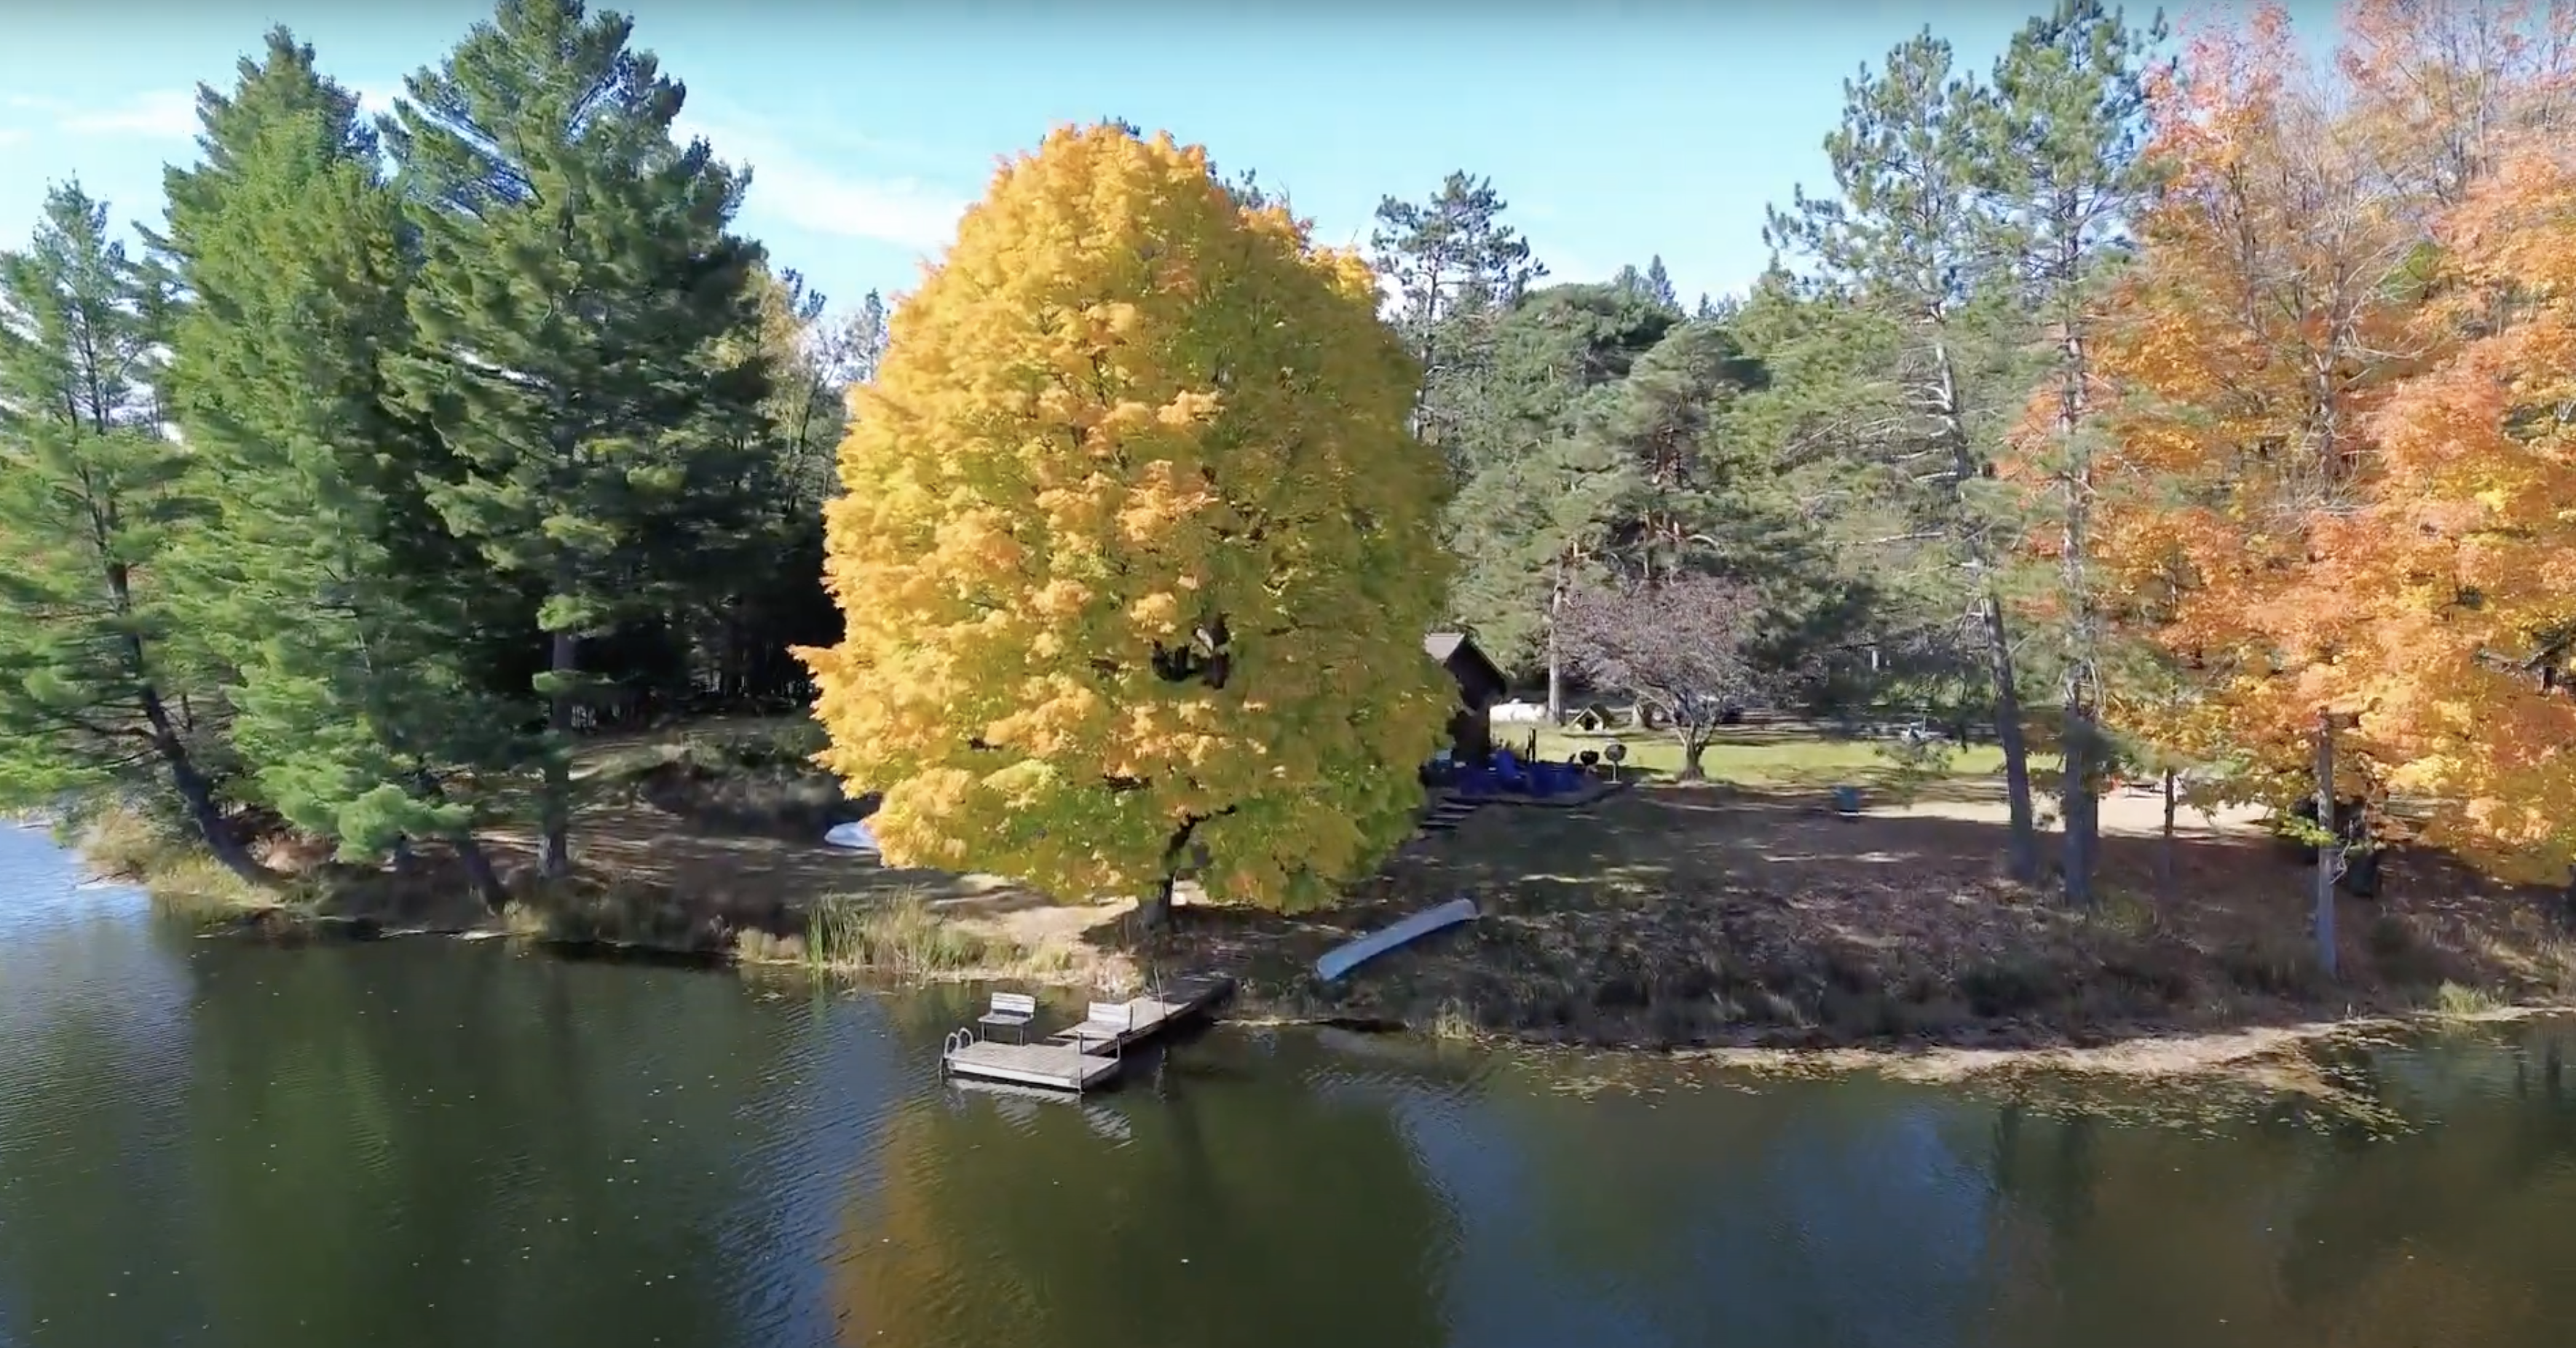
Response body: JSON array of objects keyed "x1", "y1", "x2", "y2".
[{"x1": 4, "y1": 822, "x2": 2576, "y2": 1348}]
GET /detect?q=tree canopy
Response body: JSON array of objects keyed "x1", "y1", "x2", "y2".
[{"x1": 799, "y1": 124, "x2": 1455, "y2": 914}]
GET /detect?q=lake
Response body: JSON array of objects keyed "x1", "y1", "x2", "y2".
[{"x1": 4, "y1": 822, "x2": 2575, "y2": 1348}]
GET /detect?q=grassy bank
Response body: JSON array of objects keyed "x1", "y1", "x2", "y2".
[
  {"x1": 71, "y1": 804, "x2": 307, "y2": 922},
  {"x1": 66, "y1": 715, "x2": 2576, "y2": 1067},
  {"x1": 66, "y1": 718, "x2": 1123, "y2": 990},
  {"x1": 1158, "y1": 782, "x2": 2576, "y2": 1054}
]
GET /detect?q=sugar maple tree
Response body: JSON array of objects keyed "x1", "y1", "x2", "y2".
[
  {"x1": 2093, "y1": 4, "x2": 2427, "y2": 809},
  {"x1": 797, "y1": 123, "x2": 1455, "y2": 916},
  {"x1": 2360, "y1": 140, "x2": 2576, "y2": 879},
  {"x1": 2097, "y1": 0, "x2": 2576, "y2": 883}
]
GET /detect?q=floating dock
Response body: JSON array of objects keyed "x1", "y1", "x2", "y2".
[{"x1": 940, "y1": 972, "x2": 1234, "y2": 1093}]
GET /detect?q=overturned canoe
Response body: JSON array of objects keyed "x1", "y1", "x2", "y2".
[
  {"x1": 1314, "y1": 896, "x2": 1478, "y2": 983},
  {"x1": 823, "y1": 820, "x2": 880, "y2": 853}
]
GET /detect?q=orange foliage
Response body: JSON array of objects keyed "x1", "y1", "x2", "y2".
[{"x1": 2098, "y1": 0, "x2": 2576, "y2": 880}]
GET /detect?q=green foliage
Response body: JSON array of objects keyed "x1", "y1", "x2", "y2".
[
  {"x1": 0, "y1": 186, "x2": 215, "y2": 808},
  {"x1": 159, "y1": 31, "x2": 510, "y2": 865},
  {"x1": 382, "y1": 0, "x2": 773, "y2": 871},
  {"x1": 1371, "y1": 171, "x2": 1548, "y2": 464}
]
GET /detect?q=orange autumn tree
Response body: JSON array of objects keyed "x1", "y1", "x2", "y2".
[
  {"x1": 2100, "y1": 0, "x2": 2576, "y2": 884},
  {"x1": 2362, "y1": 140, "x2": 2576, "y2": 879},
  {"x1": 796, "y1": 124, "x2": 1455, "y2": 919},
  {"x1": 2094, "y1": 2, "x2": 2435, "y2": 817}
]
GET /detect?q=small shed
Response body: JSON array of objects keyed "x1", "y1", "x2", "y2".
[{"x1": 1425, "y1": 631, "x2": 1507, "y2": 765}]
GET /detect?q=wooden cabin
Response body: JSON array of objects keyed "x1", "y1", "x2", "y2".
[{"x1": 1424, "y1": 631, "x2": 1507, "y2": 764}]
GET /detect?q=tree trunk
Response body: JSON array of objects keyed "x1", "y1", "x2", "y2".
[
  {"x1": 2313, "y1": 712, "x2": 2339, "y2": 979},
  {"x1": 1546, "y1": 559, "x2": 1565, "y2": 726},
  {"x1": 2157, "y1": 769, "x2": 2179, "y2": 903},
  {"x1": 1679, "y1": 734, "x2": 1709, "y2": 781},
  {"x1": 138, "y1": 685, "x2": 269, "y2": 887},
  {"x1": 104, "y1": 558, "x2": 266, "y2": 888},
  {"x1": 2054, "y1": 218, "x2": 2103, "y2": 908},
  {"x1": 2060, "y1": 707, "x2": 2101, "y2": 907},
  {"x1": 1979, "y1": 596, "x2": 2042, "y2": 884},
  {"x1": 1139, "y1": 872, "x2": 1176, "y2": 929},
  {"x1": 1930, "y1": 336, "x2": 2040, "y2": 886},
  {"x1": 540, "y1": 629, "x2": 577, "y2": 879},
  {"x1": 456, "y1": 833, "x2": 511, "y2": 913}
]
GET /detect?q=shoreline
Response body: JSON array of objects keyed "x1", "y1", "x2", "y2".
[
  {"x1": 36, "y1": 729, "x2": 2576, "y2": 1087},
  {"x1": 91, "y1": 847, "x2": 2569, "y2": 1089}
]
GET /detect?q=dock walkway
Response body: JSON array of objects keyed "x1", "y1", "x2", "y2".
[{"x1": 941, "y1": 972, "x2": 1233, "y2": 1093}]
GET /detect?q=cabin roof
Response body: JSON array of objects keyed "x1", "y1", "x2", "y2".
[{"x1": 1423, "y1": 630, "x2": 1506, "y2": 695}]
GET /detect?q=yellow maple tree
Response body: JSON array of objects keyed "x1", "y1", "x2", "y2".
[{"x1": 796, "y1": 123, "x2": 1454, "y2": 913}]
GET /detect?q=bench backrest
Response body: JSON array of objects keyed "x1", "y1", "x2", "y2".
[
  {"x1": 1086, "y1": 1000, "x2": 1136, "y2": 1031},
  {"x1": 989, "y1": 991, "x2": 1037, "y2": 1017}
]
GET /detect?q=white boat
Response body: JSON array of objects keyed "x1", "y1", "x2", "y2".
[
  {"x1": 823, "y1": 820, "x2": 880, "y2": 854},
  {"x1": 1314, "y1": 896, "x2": 1478, "y2": 983}
]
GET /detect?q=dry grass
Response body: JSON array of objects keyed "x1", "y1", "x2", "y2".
[
  {"x1": 1154, "y1": 779, "x2": 2576, "y2": 1053},
  {"x1": 73, "y1": 804, "x2": 298, "y2": 922},
  {"x1": 730, "y1": 890, "x2": 1083, "y2": 983}
]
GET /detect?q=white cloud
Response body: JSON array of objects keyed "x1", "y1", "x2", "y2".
[
  {"x1": 0, "y1": 127, "x2": 26, "y2": 147},
  {"x1": 676, "y1": 110, "x2": 968, "y2": 251},
  {"x1": 56, "y1": 89, "x2": 197, "y2": 139}
]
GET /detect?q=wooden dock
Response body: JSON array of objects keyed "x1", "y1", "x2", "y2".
[{"x1": 940, "y1": 972, "x2": 1234, "y2": 1093}]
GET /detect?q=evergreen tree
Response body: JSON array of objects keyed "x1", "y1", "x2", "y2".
[
  {"x1": 382, "y1": 0, "x2": 770, "y2": 876},
  {"x1": 1766, "y1": 31, "x2": 2050, "y2": 881},
  {"x1": 1643, "y1": 254, "x2": 1680, "y2": 311},
  {"x1": 1442, "y1": 282, "x2": 1678, "y2": 703},
  {"x1": 159, "y1": 29, "x2": 515, "y2": 905},
  {"x1": 0, "y1": 185, "x2": 263, "y2": 881},
  {"x1": 1969, "y1": 0, "x2": 2168, "y2": 904},
  {"x1": 1370, "y1": 172, "x2": 1546, "y2": 467}
]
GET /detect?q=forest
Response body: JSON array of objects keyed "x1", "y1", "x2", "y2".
[{"x1": 7, "y1": 0, "x2": 2576, "y2": 968}]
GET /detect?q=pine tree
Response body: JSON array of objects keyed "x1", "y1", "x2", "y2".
[
  {"x1": 0, "y1": 185, "x2": 264, "y2": 882},
  {"x1": 1643, "y1": 254, "x2": 1680, "y2": 312},
  {"x1": 382, "y1": 0, "x2": 770, "y2": 877},
  {"x1": 1766, "y1": 31, "x2": 2049, "y2": 881},
  {"x1": 158, "y1": 29, "x2": 515, "y2": 905},
  {"x1": 1370, "y1": 173, "x2": 1547, "y2": 466},
  {"x1": 1970, "y1": 0, "x2": 2168, "y2": 905}
]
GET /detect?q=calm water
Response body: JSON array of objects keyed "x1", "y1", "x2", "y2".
[{"x1": 5, "y1": 825, "x2": 2576, "y2": 1348}]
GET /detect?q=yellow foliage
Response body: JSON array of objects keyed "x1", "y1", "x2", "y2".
[{"x1": 796, "y1": 123, "x2": 1453, "y2": 911}]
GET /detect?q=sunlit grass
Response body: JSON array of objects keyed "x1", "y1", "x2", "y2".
[
  {"x1": 738, "y1": 889, "x2": 1078, "y2": 983},
  {"x1": 74, "y1": 803, "x2": 288, "y2": 921},
  {"x1": 1493, "y1": 718, "x2": 2060, "y2": 795}
]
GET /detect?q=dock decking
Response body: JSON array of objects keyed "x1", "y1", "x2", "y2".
[{"x1": 941, "y1": 972, "x2": 1234, "y2": 1093}]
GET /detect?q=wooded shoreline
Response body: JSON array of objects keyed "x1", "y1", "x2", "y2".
[{"x1": 52, "y1": 734, "x2": 2575, "y2": 1074}]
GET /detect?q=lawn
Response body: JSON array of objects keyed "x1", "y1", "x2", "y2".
[{"x1": 1493, "y1": 715, "x2": 2061, "y2": 797}]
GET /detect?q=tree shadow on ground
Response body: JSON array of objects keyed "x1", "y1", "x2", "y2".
[{"x1": 1145, "y1": 784, "x2": 2576, "y2": 1052}]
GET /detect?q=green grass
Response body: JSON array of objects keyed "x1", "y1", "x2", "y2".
[
  {"x1": 1493, "y1": 718, "x2": 2058, "y2": 796},
  {"x1": 2432, "y1": 980, "x2": 2508, "y2": 1018}
]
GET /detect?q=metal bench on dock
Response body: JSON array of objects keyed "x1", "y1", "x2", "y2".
[
  {"x1": 979, "y1": 991, "x2": 1037, "y2": 1044},
  {"x1": 939, "y1": 974, "x2": 1236, "y2": 1094}
]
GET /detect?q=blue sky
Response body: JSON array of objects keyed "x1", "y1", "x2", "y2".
[{"x1": 3, "y1": 1, "x2": 2334, "y2": 325}]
